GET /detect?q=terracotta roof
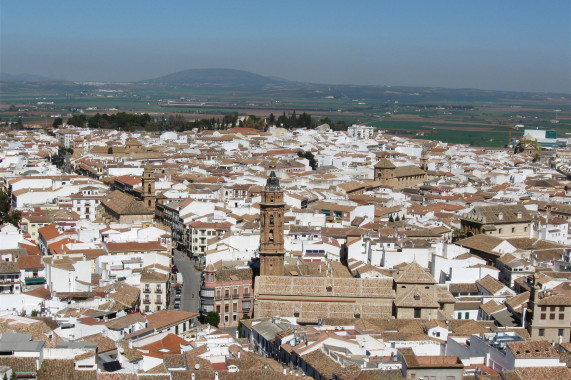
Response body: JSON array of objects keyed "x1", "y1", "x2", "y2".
[
  {"x1": 100, "y1": 190, "x2": 154, "y2": 216},
  {"x1": 507, "y1": 340, "x2": 559, "y2": 358},
  {"x1": 476, "y1": 275, "x2": 506, "y2": 295},
  {"x1": 395, "y1": 262, "x2": 436, "y2": 284},
  {"x1": 145, "y1": 310, "x2": 198, "y2": 330},
  {"x1": 504, "y1": 367, "x2": 571, "y2": 380},
  {"x1": 17, "y1": 255, "x2": 44, "y2": 269}
]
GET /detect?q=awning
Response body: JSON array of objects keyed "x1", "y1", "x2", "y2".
[{"x1": 25, "y1": 278, "x2": 46, "y2": 285}]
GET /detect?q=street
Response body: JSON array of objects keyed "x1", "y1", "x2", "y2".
[{"x1": 173, "y1": 249, "x2": 202, "y2": 313}]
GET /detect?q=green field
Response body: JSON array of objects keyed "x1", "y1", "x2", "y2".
[{"x1": 1, "y1": 81, "x2": 569, "y2": 147}]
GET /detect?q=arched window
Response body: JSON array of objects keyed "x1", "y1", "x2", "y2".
[
  {"x1": 147, "y1": 184, "x2": 152, "y2": 193},
  {"x1": 269, "y1": 230, "x2": 274, "y2": 243},
  {"x1": 269, "y1": 215, "x2": 274, "y2": 226}
]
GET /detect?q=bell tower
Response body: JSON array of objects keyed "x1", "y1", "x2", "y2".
[
  {"x1": 142, "y1": 163, "x2": 156, "y2": 210},
  {"x1": 420, "y1": 146, "x2": 429, "y2": 171},
  {"x1": 259, "y1": 171, "x2": 285, "y2": 276}
]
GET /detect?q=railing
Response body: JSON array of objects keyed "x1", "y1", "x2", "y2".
[
  {"x1": 216, "y1": 295, "x2": 222, "y2": 300},
  {"x1": 143, "y1": 299, "x2": 151, "y2": 304},
  {"x1": 143, "y1": 288, "x2": 151, "y2": 293},
  {"x1": 242, "y1": 307, "x2": 250, "y2": 312},
  {"x1": 233, "y1": 294, "x2": 240, "y2": 299},
  {"x1": 155, "y1": 289, "x2": 162, "y2": 294}
]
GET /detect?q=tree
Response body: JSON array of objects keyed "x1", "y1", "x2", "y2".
[
  {"x1": 0, "y1": 189, "x2": 20, "y2": 227},
  {"x1": 319, "y1": 117, "x2": 332, "y2": 126},
  {"x1": 52, "y1": 117, "x2": 63, "y2": 128},
  {"x1": 15, "y1": 117, "x2": 23, "y2": 130},
  {"x1": 204, "y1": 311, "x2": 220, "y2": 327},
  {"x1": 268, "y1": 113, "x2": 275, "y2": 126},
  {"x1": 298, "y1": 112, "x2": 312, "y2": 128},
  {"x1": 388, "y1": 215, "x2": 395, "y2": 223},
  {"x1": 237, "y1": 314, "x2": 250, "y2": 338},
  {"x1": 297, "y1": 151, "x2": 318, "y2": 170},
  {"x1": 395, "y1": 215, "x2": 400, "y2": 222},
  {"x1": 67, "y1": 114, "x2": 87, "y2": 127}
]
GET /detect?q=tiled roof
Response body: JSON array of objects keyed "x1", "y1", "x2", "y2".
[
  {"x1": 145, "y1": 310, "x2": 198, "y2": 330},
  {"x1": 105, "y1": 313, "x2": 146, "y2": 330},
  {"x1": 504, "y1": 367, "x2": 571, "y2": 380},
  {"x1": 395, "y1": 262, "x2": 436, "y2": 284},
  {"x1": 476, "y1": 275, "x2": 506, "y2": 295},
  {"x1": 0, "y1": 261, "x2": 19, "y2": 274},
  {"x1": 100, "y1": 190, "x2": 154, "y2": 216},
  {"x1": 507, "y1": 340, "x2": 559, "y2": 358},
  {"x1": 17, "y1": 254, "x2": 44, "y2": 269},
  {"x1": 462, "y1": 204, "x2": 532, "y2": 224}
]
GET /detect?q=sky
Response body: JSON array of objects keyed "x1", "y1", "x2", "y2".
[{"x1": 1, "y1": 1, "x2": 570, "y2": 93}]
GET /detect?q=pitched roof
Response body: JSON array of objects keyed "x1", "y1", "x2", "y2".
[
  {"x1": 395, "y1": 262, "x2": 436, "y2": 284},
  {"x1": 145, "y1": 310, "x2": 198, "y2": 330},
  {"x1": 462, "y1": 204, "x2": 532, "y2": 224},
  {"x1": 476, "y1": 275, "x2": 506, "y2": 295},
  {"x1": 100, "y1": 190, "x2": 154, "y2": 216}
]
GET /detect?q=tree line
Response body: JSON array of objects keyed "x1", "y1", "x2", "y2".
[{"x1": 61, "y1": 111, "x2": 349, "y2": 132}]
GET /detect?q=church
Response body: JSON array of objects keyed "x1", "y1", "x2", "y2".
[
  {"x1": 253, "y1": 172, "x2": 454, "y2": 322},
  {"x1": 373, "y1": 157, "x2": 426, "y2": 189}
]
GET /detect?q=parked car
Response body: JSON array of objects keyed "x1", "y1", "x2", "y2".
[
  {"x1": 176, "y1": 288, "x2": 182, "y2": 295},
  {"x1": 174, "y1": 301, "x2": 180, "y2": 309}
]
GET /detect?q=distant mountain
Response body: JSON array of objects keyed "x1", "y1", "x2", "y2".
[
  {"x1": 142, "y1": 68, "x2": 283, "y2": 86},
  {"x1": 0, "y1": 72, "x2": 62, "y2": 82}
]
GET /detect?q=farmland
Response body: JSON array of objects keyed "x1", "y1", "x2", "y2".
[{"x1": 1, "y1": 79, "x2": 569, "y2": 147}]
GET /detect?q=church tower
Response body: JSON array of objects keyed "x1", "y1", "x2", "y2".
[
  {"x1": 420, "y1": 147, "x2": 429, "y2": 171},
  {"x1": 142, "y1": 163, "x2": 156, "y2": 210},
  {"x1": 259, "y1": 171, "x2": 285, "y2": 276},
  {"x1": 374, "y1": 158, "x2": 396, "y2": 187}
]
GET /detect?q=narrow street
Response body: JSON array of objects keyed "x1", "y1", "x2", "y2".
[{"x1": 172, "y1": 249, "x2": 202, "y2": 313}]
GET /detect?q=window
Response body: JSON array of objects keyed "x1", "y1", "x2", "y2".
[
  {"x1": 465, "y1": 312, "x2": 469, "y2": 319},
  {"x1": 458, "y1": 312, "x2": 462, "y2": 319},
  {"x1": 559, "y1": 329, "x2": 564, "y2": 337},
  {"x1": 414, "y1": 308, "x2": 421, "y2": 318},
  {"x1": 512, "y1": 228, "x2": 515, "y2": 233},
  {"x1": 541, "y1": 313, "x2": 546, "y2": 320},
  {"x1": 560, "y1": 314, "x2": 565, "y2": 320},
  {"x1": 550, "y1": 314, "x2": 556, "y2": 320},
  {"x1": 498, "y1": 228, "x2": 503, "y2": 234},
  {"x1": 539, "y1": 329, "x2": 545, "y2": 337}
]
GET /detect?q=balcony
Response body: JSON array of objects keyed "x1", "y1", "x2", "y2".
[
  {"x1": 243, "y1": 293, "x2": 251, "y2": 298},
  {"x1": 143, "y1": 288, "x2": 151, "y2": 293},
  {"x1": 232, "y1": 294, "x2": 240, "y2": 299},
  {"x1": 216, "y1": 295, "x2": 222, "y2": 300},
  {"x1": 155, "y1": 288, "x2": 162, "y2": 294},
  {"x1": 242, "y1": 307, "x2": 250, "y2": 312},
  {"x1": 143, "y1": 299, "x2": 151, "y2": 304}
]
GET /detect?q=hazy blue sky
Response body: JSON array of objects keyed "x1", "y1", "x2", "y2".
[{"x1": 1, "y1": 1, "x2": 569, "y2": 93}]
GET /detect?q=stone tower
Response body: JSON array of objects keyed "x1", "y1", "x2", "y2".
[
  {"x1": 373, "y1": 158, "x2": 396, "y2": 187},
  {"x1": 259, "y1": 171, "x2": 285, "y2": 276},
  {"x1": 142, "y1": 163, "x2": 156, "y2": 210},
  {"x1": 420, "y1": 147, "x2": 428, "y2": 171}
]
